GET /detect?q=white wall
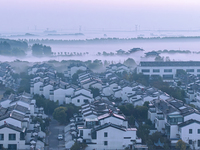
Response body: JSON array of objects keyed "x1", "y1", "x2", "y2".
[
  {"x1": 180, "y1": 122, "x2": 200, "y2": 149},
  {"x1": 0, "y1": 127, "x2": 28, "y2": 149},
  {"x1": 71, "y1": 95, "x2": 92, "y2": 106},
  {"x1": 54, "y1": 88, "x2": 75, "y2": 105},
  {"x1": 137, "y1": 66, "x2": 200, "y2": 78},
  {"x1": 43, "y1": 84, "x2": 53, "y2": 99},
  {"x1": 91, "y1": 126, "x2": 136, "y2": 150},
  {"x1": 33, "y1": 82, "x2": 43, "y2": 95}
]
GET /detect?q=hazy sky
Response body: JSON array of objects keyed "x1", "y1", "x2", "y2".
[{"x1": 1, "y1": 0, "x2": 200, "y2": 32}]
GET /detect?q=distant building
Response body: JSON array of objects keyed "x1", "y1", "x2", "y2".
[{"x1": 137, "y1": 61, "x2": 200, "y2": 80}]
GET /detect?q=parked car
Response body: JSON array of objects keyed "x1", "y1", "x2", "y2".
[{"x1": 58, "y1": 134, "x2": 63, "y2": 140}]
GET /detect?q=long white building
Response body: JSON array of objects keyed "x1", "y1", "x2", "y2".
[{"x1": 137, "y1": 61, "x2": 200, "y2": 79}]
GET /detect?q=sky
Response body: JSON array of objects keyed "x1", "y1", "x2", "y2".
[{"x1": 1, "y1": 0, "x2": 200, "y2": 32}]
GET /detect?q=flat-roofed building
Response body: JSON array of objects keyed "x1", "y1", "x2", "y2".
[{"x1": 137, "y1": 61, "x2": 200, "y2": 80}]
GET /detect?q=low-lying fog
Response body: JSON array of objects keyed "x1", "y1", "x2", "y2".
[{"x1": 2, "y1": 30, "x2": 200, "y2": 63}]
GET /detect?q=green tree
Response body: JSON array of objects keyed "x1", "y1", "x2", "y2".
[
  {"x1": 71, "y1": 142, "x2": 87, "y2": 150},
  {"x1": 143, "y1": 101, "x2": 150, "y2": 108},
  {"x1": 53, "y1": 107, "x2": 67, "y2": 124},
  {"x1": 123, "y1": 58, "x2": 136, "y2": 67},
  {"x1": 89, "y1": 87, "x2": 100, "y2": 98},
  {"x1": 32, "y1": 44, "x2": 43, "y2": 56},
  {"x1": 176, "y1": 139, "x2": 186, "y2": 150},
  {"x1": 43, "y1": 45, "x2": 52, "y2": 56}
]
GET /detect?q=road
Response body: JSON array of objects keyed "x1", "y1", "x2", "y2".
[{"x1": 47, "y1": 117, "x2": 65, "y2": 150}]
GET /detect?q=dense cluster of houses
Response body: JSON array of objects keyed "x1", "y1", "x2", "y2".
[
  {"x1": 2, "y1": 60, "x2": 200, "y2": 150},
  {"x1": 148, "y1": 97, "x2": 200, "y2": 149},
  {"x1": 0, "y1": 92, "x2": 47, "y2": 150},
  {"x1": 65, "y1": 99, "x2": 147, "y2": 150}
]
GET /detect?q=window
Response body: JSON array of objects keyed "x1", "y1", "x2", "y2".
[
  {"x1": 77, "y1": 99, "x2": 80, "y2": 103},
  {"x1": 163, "y1": 75, "x2": 173, "y2": 80},
  {"x1": 197, "y1": 69, "x2": 200, "y2": 72},
  {"x1": 141, "y1": 69, "x2": 150, "y2": 73},
  {"x1": 198, "y1": 140, "x2": 200, "y2": 147},
  {"x1": 104, "y1": 132, "x2": 108, "y2": 137},
  {"x1": 84, "y1": 99, "x2": 89, "y2": 103},
  {"x1": 186, "y1": 69, "x2": 194, "y2": 72},
  {"x1": 104, "y1": 141, "x2": 108, "y2": 145},
  {"x1": 189, "y1": 129, "x2": 192, "y2": 134},
  {"x1": 20, "y1": 133, "x2": 25, "y2": 140},
  {"x1": 153, "y1": 69, "x2": 160, "y2": 73},
  {"x1": 189, "y1": 140, "x2": 192, "y2": 145},
  {"x1": 8, "y1": 144, "x2": 17, "y2": 150},
  {"x1": 164, "y1": 69, "x2": 172, "y2": 72},
  {"x1": 0, "y1": 144, "x2": 3, "y2": 149},
  {"x1": 198, "y1": 129, "x2": 200, "y2": 134},
  {"x1": 0, "y1": 134, "x2": 4, "y2": 140},
  {"x1": 80, "y1": 130, "x2": 83, "y2": 136},
  {"x1": 9, "y1": 134, "x2": 16, "y2": 140}
]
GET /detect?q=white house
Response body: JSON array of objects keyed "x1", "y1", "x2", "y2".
[
  {"x1": 71, "y1": 93, "x2": 93, "y2": 106},
  {"x1": 0, "y1": 123, "x2": 29, "y2": 150},
  {"x1": 89, "y1": 123, "x2": 138, "y2": 150},
  {"x1": 178, "y1": 119, "x2": 200, "y2": 149}
]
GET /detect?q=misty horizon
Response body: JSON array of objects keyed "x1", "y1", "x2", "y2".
[{"x1": 1, "y1": 0, "x2": 200, "y2": 32}]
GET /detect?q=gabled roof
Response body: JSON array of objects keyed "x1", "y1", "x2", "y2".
[
  {"x1": 0, "y1": 123, "x2": 25, "y2": 133},
  {"x1": 98, "y1": 112, "x2": 126, "y2": 121},
  {"x1": 8, "y1": 104, "x2": 29, "y2": 113},
  {"x1": 179, "y1": 119, "x2": 200, "y2": 127},
  {"x1": 72, "y1": 93, "x2": 92, "y2": 99},
  {"x1": 92, "y1": 123, "x2": 126, "y2": 132}
]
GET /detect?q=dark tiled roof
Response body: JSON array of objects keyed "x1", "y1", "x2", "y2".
[
  {"x1": 179, "y1": 119, "x2": 200, "y2": 127},
  {"x1": 72, "y1": 93, "x2": 92, "y2": 99},
  {"x1": 92, "y1": 123, "x2": 126, "y2": 132},
  {"x1": 0, "y1": 123, "x2": 25, "y2": 132}
]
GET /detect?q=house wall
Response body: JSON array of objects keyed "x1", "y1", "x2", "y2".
[
  {"x1": 43, "y1": 85, "x2": 53, "y2": 99},
  {"x1": 54, "y1": 88, "x2": 74, "y2": 105},
  {"x1": 0, "y1": 127, "x2": 28, "y2": 149},
  {"x1": 71, "y1": 95, "x2": 92, "y2": 106},
  {"x1": 99, "y1": 116, "x2": 128, "y2": 128},
  {"x1": 137, "y1": 66, "x2": 200, "y2": 78},
  {"x1": 155, "y1": 118, "x2": 165, "y2": 134},
  {"x1": 79, "y1": 128, "x2": 91, "y2": 140},
  {"x1": 91, "y1": 127, "x2": 136, "y2": 150},
  {"x1": 180, "y1": 122, "x2": 200, "y2": 149},
  {"x1": 170, "y1": 125, "x2": 179, "y2": 139},
  {"x1": 121, "y1": 87, "x2": 134, "y2": 101},
  {"x1": 33, "y1": 82, "x2": 43, "y2": 95}
]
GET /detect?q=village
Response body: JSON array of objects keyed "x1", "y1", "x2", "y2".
[{"x1": 0, "y1": 60, "x2": 200, "y2": 150}]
